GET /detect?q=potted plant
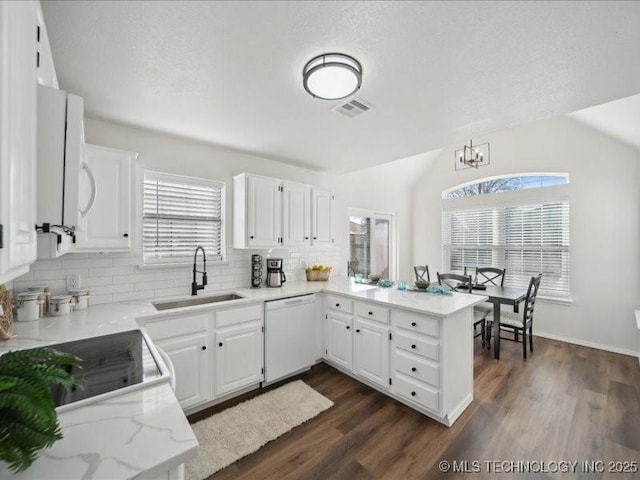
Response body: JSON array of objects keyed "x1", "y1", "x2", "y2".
[{"x1": 0, "y1": 347, "x2": 80, "y2": 472}]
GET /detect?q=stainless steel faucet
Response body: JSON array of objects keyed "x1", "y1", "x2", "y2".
[{"x1": 191, "y1": 246, "x2": 207, "y2": 296}]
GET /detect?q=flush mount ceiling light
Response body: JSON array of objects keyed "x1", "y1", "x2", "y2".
[
  {"x1": 455, "y1": 140, "x2": 490, "y2": 171},
  {"x1": 303, "y1": 53, "x2": 362, "y2": 100}
]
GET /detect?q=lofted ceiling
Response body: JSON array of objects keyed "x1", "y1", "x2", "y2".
[{"x1": 42, "y1": 1, "x2": 640, "y2": 173}]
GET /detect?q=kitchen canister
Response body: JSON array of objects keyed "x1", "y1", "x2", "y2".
[
  {"x1": 49, "y1": 295, "x2": 74, "y2": 317},
  {"x1": 68, "y1": 288, "x2": 90, "y2": 310},
  {"x1": 28, "y1": 285, "x2": 51, "y2": 314},
  {"x1": 14, "y1": 292, "x2": 40, "y2": 322}
]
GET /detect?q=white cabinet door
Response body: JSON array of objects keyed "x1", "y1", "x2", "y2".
[
  {"x1": 73, "y1": 144, "x2": 134, "y2": 251},
  {"x1": 282, "y1": 181, "x2": 311, "y2": 247},
  {"x1": 156, "y1": 333, "x2": 210, "y2": 410},
  {"x1": 354, "y1": 317, "x2": 390, "y2": 389},
  {"x1": 0, "y1": 1, "x2": 37, "y2": 284},
  {"x1": 246, "y1": 175, "x2": 281, "y2": 248},
  {"x1": 312, "y1": 189, "x2": 334, "y2": 246},
  {"x1": 326, "y1": 311, "x2": 353, "y2": 370},
  {"x1": 215, "y1": 321, "x2": 263, "y2": 396}
]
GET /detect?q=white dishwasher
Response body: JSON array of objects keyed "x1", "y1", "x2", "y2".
[{"x1": 264, "y1": 294, "x2": 317, "y2": 383}]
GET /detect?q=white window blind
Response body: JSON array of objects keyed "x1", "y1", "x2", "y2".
[
  {"x1": 442, "y1": 199, "x2": 570, "y2": 297},
  {"x1": 143, "y1": 171, "x2": 224, "y2": 262}
]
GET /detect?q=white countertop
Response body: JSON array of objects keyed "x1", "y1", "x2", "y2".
[
  {"x1": 0, "y1": 278, "x2": 485, "y2": 479},
  {"x1": 0, "y1": 383, "x2": 198, "y2": 480}
]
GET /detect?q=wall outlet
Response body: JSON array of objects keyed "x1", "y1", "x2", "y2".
[{"x1": 67, "y1": 274, "x2": 81, "y2": 291}]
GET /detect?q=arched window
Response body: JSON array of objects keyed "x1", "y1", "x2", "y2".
[
  {"x1": 442, "y1": 174, "x2": 570, "y2": 297},
  {"x1": 443, "y1": 173, "x2": 569, "y2": 199}
]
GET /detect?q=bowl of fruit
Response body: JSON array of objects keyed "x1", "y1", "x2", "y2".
[{"x1": 305, "y1": 265, "x2": 332, "y2": 281}]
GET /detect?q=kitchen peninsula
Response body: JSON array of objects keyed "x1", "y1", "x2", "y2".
[{"x1": 0, "y1": 278, "x2": 485, "y2": 479}]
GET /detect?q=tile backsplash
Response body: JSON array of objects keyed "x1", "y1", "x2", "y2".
[{"x1": 13, "y1": 246, "x2": 345, "y2": 305}]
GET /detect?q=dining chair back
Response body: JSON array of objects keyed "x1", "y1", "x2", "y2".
[
  {"x1": 475, "y1": 267, "x2": 506, "y2": 286},
  {"x1": 486, "y1": 273, "x2": 542, "y2": 359},
  {"x1": 438, "y1": 272, "x2": 489, "y2": 346},
  {"x1": 437, "y1": 272, "x2": 472, "y2": 293},
  {"x1": 413, "y1": 265, "x2": 430, "y2": 282}
]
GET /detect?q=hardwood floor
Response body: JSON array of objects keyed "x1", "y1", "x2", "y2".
[{"x1": 188, "y1": 337, "x2": 640, "y2": 479}]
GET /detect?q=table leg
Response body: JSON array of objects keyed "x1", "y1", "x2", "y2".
[{"x1": 493, "y1": 301, "x2": 501, "y2": 360}]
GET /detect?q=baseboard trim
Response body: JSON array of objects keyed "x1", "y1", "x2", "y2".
[{"x1": 534, "y1": 331, "x2": 639, "y2": 358}]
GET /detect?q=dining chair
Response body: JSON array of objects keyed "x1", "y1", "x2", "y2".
[
  {"x1": 485, "y1": 274, "x2": 542, "y2": 359},
  {"x1": 473, "y1": 268, "x2": 507, "y2": 323},
  {"x1": 437, "y1": 272, "x2": 488, "y2": 345},
  {"x1": 413, "y1": 265, "x2": 430, "y2": 282}
]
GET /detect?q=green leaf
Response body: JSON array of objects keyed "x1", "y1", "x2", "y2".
[{"x1": 0, "y1": 347, "x2": 81, "y2": 472}]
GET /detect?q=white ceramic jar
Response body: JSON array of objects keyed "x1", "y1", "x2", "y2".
[
  {"x1": 68, "y1": 289, "x2": 90, "y2": 310},
  {"x1": 15, "y1": 292, "x2": 40, "y2": 322},
  {"x1": 49, "y1": 295, "x2": 74, "y2": 316}
]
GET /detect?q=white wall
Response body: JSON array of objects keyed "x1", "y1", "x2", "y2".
[
  {"x1": 412, "y1": 116, "x2": 640, "y2": 355},
  {"x1": 14, "y1": 118, "x2": 343, "y2": 302}
]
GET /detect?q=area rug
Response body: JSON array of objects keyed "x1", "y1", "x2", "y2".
[{"x1": 185, "y1": 380, "x2": 334, "y2": 480}]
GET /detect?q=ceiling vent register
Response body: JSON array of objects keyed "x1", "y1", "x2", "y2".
[{"x1": 333, "y1": 97, "x2": 375, "y2": 119}]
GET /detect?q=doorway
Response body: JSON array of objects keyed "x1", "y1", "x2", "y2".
[{"x1": 348, "y1": 209, "x2": 396, "y2": 280}]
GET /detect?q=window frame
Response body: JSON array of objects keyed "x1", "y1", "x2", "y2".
[
  {"x1": 441, "y1": 178, "x2": 570, "y2": 298},
  {"x1": 142, "y1": 170, "x2": 226, "y2": 266},
  {"x1": 348, "y1": 208, "x2": 398, "y2": 280}
]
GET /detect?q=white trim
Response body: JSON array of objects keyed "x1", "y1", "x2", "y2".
[
  {"x1": 347, "y1": 208, "x2": 398, "y2": 280},
  {"x1": 534, "y1": 330, "x2": 638, "y2": 358},
  {"x1": 538, "y1": 295, "x2": 573, "y2": 305},
  {"x1": 442, "y1": 184, "x2": 570, "y2": 211},
  {"x1": 137, "y1": 260, "x2": 230, "y2": 270}
]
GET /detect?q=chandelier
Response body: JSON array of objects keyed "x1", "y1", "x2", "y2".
[{"x1": 455, "y1": 140, "x2": 490, "y2": 170}]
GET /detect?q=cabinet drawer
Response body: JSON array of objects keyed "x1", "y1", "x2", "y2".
[
  {"x1": 326, "y1": 295, "x2": 353, "y2": 314},
  {"x1": 143, "y1": 314, "x2": 208, "y2": 341},
  {"x1": 355, "y1": 302, "x2": 390, "y2": 325},
  {"x1": 393, "y1": 373, "x2": 439, "y2": 412},
  {"x1": 393, "y1": 330, "x2": 439, "y2": 362},
  {"x1": 392, "y1": 348, "x2": 440, "y2": 387},
  {"x1": 392, "y1": 310, "x2": 439, "y2": 338},
  {"x1": 215, "y1": 304, "x2": 263, "y2": 328}
]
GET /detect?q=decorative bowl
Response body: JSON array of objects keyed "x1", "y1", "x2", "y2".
[
  {"x1": 368, "y1": 274, "x2": 381, "y2": 283},
  {"x1": 415, "y1": 280, "x2": 431, "y2": 289},
  {"x1": 377, "y1": 279, "x2": 395, "y2": 288}
]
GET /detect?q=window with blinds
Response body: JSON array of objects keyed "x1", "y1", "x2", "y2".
[
  {"x1": 143, "y1": 171, "x2": 225, "y2": 263},
  {"x1": 442, "y1": 176, "x2": 570, "y2": 297}
]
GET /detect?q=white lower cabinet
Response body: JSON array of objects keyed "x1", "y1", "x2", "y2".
[
  {"x1": 140, "y1": 313, "x2": 211, "y2": 410},
  {"x1": 325, "y1": 311, "x2": 353, "y2": 370},
  {"x1": 214, "y1": 320, "x2": 263, "y2": 396},
  {"x1": 353, "y1": 317, "x2": 390, "y2": 389},
  {"x1": 156, "y1": 333, "x2": 210, "y2": 409}
]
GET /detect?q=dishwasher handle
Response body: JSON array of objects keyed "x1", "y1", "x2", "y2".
[{"x1": 265, "y1": 294, "x2": 315, "y2": 311}]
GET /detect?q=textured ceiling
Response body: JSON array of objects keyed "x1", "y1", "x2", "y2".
[{"x1": 42, "y1": 1, "x2": 640, "y2": 173}]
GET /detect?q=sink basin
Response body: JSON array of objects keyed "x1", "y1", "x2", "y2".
[{"x1": 153, "y1": 293, "x2": 245, "y2": 311}]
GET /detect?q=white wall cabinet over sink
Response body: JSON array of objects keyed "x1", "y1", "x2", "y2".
[
  {"x1": 0, "y1": 1, "x2": 38, "y2": 284},
  {"x1": 73, "y1": 144, "x2": 136, "y2": 252},
  {"x1": 233, "y1": 173, "x2": 333, "y2": 249}
]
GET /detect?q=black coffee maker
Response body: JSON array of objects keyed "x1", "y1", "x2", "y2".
[{"x1": 266, "y1": 258, "x2": 286, "y2": 287}]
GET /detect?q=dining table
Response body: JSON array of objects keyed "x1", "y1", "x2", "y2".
[{"x1": 456, "y1": 284, "x2": 528, "y2": 359}]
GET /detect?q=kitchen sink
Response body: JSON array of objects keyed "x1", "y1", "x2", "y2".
[{"x1": 153, "y1": 293, "x2": 245, "y2": 311}]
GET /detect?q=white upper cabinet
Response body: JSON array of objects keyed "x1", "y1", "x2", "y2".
[
  {"x1": 73, "y1": 144, "x2": 136, "y2": 252},
  {"x1": 0, "y1": 1, "x2": 38, "y2": 284},
  {"x1": 35, "y1": 2, "x2": 58, "y2": 88},
  {"x1": 234, "y1": 173, "x2": 282, "y2": 249},
  {"x1": 281, "y1": 181, "x2": 311, "y2": 247},
  {"x1": 233, "y1": 173, "x2": 332, "y2": 250},
  {"x1": 312, "y1": 188, "x2": 334, "y2": 246}
]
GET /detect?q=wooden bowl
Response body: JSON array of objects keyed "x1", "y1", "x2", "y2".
[{"x1": 415, "y1": 280, "x2": 430, "y2": 289}]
